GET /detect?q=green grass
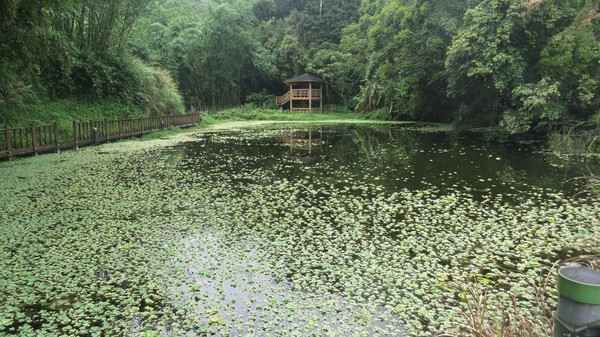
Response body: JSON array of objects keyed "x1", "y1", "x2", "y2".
[
  {"x1": 204, "y1": 107, "x2": 368, "y2": 122},
  {"x1": 140, "y1": 126, "x2": 196, "y2": 140},
  {"x1": 0, "y1": 99, "x2": 144, "y2": 138},
  {"x1": 150, "y1": 107, "x2": 452, "y2": 140}
]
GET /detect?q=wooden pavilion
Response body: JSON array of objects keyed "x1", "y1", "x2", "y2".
[{"x1": 276, "y1": 74, "x2": 325, "y2": 112}]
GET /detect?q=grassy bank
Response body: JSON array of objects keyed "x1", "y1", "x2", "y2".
[
  {"x1": 142, "y1": 107, "x2": 399, "y2": 140},
  {"x1": 202, "y1": 107, "x2": 374, "y2": 123},
  {"x1": 0, "y1": 99, "x2": 145, "y2": 137}
]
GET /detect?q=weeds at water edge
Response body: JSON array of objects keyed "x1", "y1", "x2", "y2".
[{"x1": 435, "y1": 265, "x2": 558, "y2": 337}]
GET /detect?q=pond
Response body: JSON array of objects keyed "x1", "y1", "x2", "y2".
[{"x1": 0, "y1": 122, "x2": 598, "y2": 337}]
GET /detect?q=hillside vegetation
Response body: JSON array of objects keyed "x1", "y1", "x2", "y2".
[{"x1": 1, "y1": 0, "x2": 599, "y2": 134}]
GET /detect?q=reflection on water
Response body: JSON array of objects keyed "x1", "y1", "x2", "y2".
[
  {"x1": 181, "y1": 123, "x2": 596, "y2": 199},
  {"x1": 277, "y1": 128, "x2": 325, "y2": 164},
  {"x1": 166, "y1": 230, "x2": 406, "y2": 337},
  {"x1": 165, "y1": 123, "x2": 598, "y2": 336}
]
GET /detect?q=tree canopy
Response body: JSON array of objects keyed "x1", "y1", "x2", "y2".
[{"x1": 1, "y1": 0, "x2": 599, "y2": 131}]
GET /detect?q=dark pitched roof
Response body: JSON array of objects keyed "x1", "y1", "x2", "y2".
[{"x1": 285, "y1": 73, "x2": 325, "y2": 83}]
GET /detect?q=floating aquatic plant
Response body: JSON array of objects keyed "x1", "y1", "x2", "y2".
[{"x1": 0, "y1": 123, "x2": 598, "y2": 336}]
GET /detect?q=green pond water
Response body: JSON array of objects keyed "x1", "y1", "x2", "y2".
[{"x1": 0, "y1": 122, "x2": 598, "y2": 337}]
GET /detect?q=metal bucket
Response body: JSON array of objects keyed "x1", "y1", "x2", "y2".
[{"x1": 554, "y1": 267, "x2": 600, "y2": 337}]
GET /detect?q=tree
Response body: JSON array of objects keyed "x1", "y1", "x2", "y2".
[
  {"x1": 0, "y1": 0, "x2": 73, "y2": 107},
  {"x1": 139, "y1": 0, "x2": 276, "y2": 107},
  {"x1": 345, "y1": 0, "x2": 470, "y2": 120},
  {"x1": 444, "y1": 0, "x2": 526, "y2": 126}
]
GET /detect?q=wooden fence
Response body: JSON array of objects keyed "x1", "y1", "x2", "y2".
[{"x1": 0, "y1": 113, "x2": 201, "y2": 160}]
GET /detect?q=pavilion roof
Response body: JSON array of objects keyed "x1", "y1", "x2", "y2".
[{"x1": 285, "y1": 73, "x2": 325, "y2": 83}]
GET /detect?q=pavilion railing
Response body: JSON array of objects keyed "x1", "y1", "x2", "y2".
[
  {"x1": 276, "y1": 89, "x2": 322, "y2": 105},
  {"x1": 276, "y1": 91, "x2": 291, "y2": 105}
]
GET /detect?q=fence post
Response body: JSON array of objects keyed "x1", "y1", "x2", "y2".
[
  {"x1": 73, "y1": 121, "x2": 79, "y2": 151},
  {"x1": 31, "y1": 125, "x2": 38, "y2": 156},
  {"x1": 104, "y1": 119, "x2": 109, "y2": 142},
  {"x1": 88, "y1": 120, "x2": 93, "y2": 142},
  {"x1": 54, "y1": 122, "x2": 60, "y2": 154},
  {"x1": 92, "y1": 124, "x2": 98, "y2": 144},
  {"x1": 4, "y1": 128, "x2": 11, "y2": 160}
]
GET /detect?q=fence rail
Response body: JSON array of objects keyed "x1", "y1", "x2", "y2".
[{"x1": 1, "y1": 113, "x2": 201, "y2": 160}]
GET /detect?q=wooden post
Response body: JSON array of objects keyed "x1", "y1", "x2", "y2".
[
  {"x1": 118, "y1": 120, "x2": 122, "y2": 140},
  {"x1": 104, "y1": 119, "x2": 109, "y2": 142},
  {"x1": 4, "y1": 128, "x2": 11, "y2": 160},
  {"x1": 73, "y1": 121, "x2": 79, "y2": 151},
  {"x1": 319, "y1": 84, "x2": 323, "y2": 113},
  {"x1": 309, "y1": 82, "x2": 313, "y2": 111},
  {"x1": 92, "y1": 124, "x2": 98, "y2": 144},
  {"x1": 31, "y1": 125, "x2": 38, "y2": 156},
  {"x1": 289, "y1": 84, "x2": 294, "y2": 112},
  {"x1": 54, "y1": 123, "x2": 60, "y2": 154}
]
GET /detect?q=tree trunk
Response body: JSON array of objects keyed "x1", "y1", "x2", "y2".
[{"x1": 320, "y1": 0, "x2": 323, "y2": 17}]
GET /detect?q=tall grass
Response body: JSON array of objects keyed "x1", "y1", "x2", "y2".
[
  {"x1": 132, "y1": 59, "x2": 185, "y2": 116},
  {"x1": 436, "y1": 239, "x2": 600, "y2": 337},
  {"x1": 434, "y1": 278, "x2": 555, "y2": 337}
]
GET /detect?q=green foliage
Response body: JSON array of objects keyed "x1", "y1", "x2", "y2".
[
  {"x1": 257, "y1": 0, "x2": 361, "y2": 102},
  {"x1": 245, "y1": 90, "x2": 278, "y2": 109},
  {"x1": 206, "y1": 107, "x2": 364, "y2": 122},
  {"x1": 501, "y1": 78, "x2": 566, "y2": 133},
  {"x1": 0, "y1": 99, "x2": 143, "y2": 137},
  {"x1": 131, "y1": 0, "x2": 277, "y2": 108},
  {"x1": 0, "y1": 0, "x2": 184, "y2": 130},
  {"x1": 67, "y1": 52, "x2": 184, "y2": 115},
  {"x1": 50, "y1": 0, "x2": 153, "y2": 53},
  {"x1": 445, "y1": 0, "x2": 526, "y2": 127},
  {"x1": 347, "y1": 0, "x2": 468, "y2": 121},
  {"x1": 2, "y1": 0, "x2": 600, "y2": 134},
  {"x1": 132, "y1": 60, "x2": 185, "y2": 116},
  {"x1": 307, "y1": 48, "x2": 361, "y2": 107},
  {"x1": 0, "y1": 0, "x2": 73, "y2": 109},
  {"x1": 339, "y1": 0, "x2": 598, "y2": 131},
  {"x1": 539, "y1": 0, "x2": 600, "y2": 118}
]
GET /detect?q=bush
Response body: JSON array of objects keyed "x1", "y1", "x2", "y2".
[
  {"x1": 245, "y1": 91, "x2": 278, "y2": 109},
  {"x1": 46, "y1": 51, "x2": 185, "y2": 116},
  {"x1": 132, "y1": 59, "x2": 185, "y2": 116}
]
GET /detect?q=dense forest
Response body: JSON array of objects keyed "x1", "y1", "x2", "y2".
[{"x1": 1, "y1": 0, "x2": 599, "y2": 133}]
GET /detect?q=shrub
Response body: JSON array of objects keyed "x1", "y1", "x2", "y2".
[
  {"x1": 245, "y1": 90, "x2": 278, "y2": 109},
  {"x1": 133, "y1": 59, "x2": 185, "y2": 116}
]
